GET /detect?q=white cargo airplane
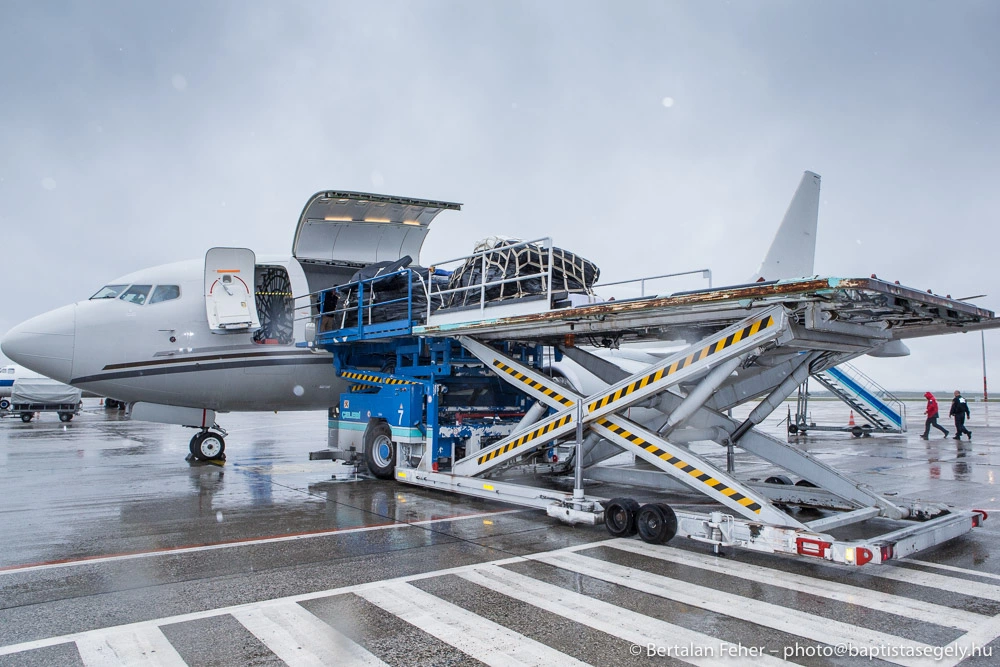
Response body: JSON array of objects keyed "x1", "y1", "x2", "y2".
[{"x1": 1, "y1": 175, "x2": 821, "y2": 460}]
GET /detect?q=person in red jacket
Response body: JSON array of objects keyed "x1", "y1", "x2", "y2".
[{"x1": 921, "y1": 392, "x2": 949, "y2": 439}]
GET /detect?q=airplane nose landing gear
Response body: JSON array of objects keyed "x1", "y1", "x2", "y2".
[{"x1": 189, "y1": 427, "x2": 227, "y2": 462}]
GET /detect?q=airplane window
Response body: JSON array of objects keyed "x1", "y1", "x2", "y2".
[
  {"x1": 90, "y1": 284, "x2": 129, "y2": 300},
  {"x1": 149, "y1": 285, "x2": 180, "y2": 304},
  {"x1": 119, "y1": 284, "x2": 152, "y2": 305}
]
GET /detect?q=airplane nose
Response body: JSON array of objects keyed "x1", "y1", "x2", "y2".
[{"x1": 1, "y1": 305, "x2": 76, "y2": 383}]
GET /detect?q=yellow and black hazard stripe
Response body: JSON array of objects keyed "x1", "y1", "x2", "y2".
[
  {"x1": 477, "y1": 414, "x2": 572, "y2": 465},
  {"x1": 588, "y1": 314, "x2": 775, "y2": 413},
  {"x1": 340, "y1": 371, "x2": 421, "y2": 386},
  {"x1": 492, "y1": 360, "x2": 575, "y2": 408},
  {"x1": 599, "y1": 418, "x2": 762, "y2": 513}
]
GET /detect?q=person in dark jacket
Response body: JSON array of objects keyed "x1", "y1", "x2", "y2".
[
  {"x1": 949, "y1": 390, "x2": 972, "y2": 440},
  {"x1": 921, "y1": 392, "x2": 949, "y2": 439}
]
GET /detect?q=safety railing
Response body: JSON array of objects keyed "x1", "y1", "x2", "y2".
[
  {"x1": 594, "y1": 269, "x2": 713, "y2": 300},
  {"x1": 314, "y1": 268, "x2": 421, "y2": 342}
]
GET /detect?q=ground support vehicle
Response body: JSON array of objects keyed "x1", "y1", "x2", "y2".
[
  {"x1": 311, "y1": 241, "x2": 993, "y2": 566},
  {"x1": 2, "y1": 377, "x2": 82, "y2": 422}
]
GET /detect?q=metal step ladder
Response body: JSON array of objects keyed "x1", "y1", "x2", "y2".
[{"x1": 812, "y1": 363, "x2": 906, "y2": 433}]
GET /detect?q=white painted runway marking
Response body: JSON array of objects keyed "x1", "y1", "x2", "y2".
[
  {"x1": 459, "y1": 565, "x2": 791, "y2": 666},
  {"x1": 4, "y1": 538, "x2": 999, "y2": 667},
  {"x1": 871, "y1": 566, "x2": 1000, "y2": 601},
  {"x1": 232, "y1": 602, "x2": 385, "y2": 666},
  {"x1": 358, "y1": 582, "x2": 590, "y2": 667},
  {"x1": 908, "y1": 558, "x2": 1000, "y2": 581},
  {"x1": 536, "y1": 551, "x2": 936, "y2": 667},
  {"x1": 607, "y1": 539, "x2": 985, "y2": 631},
  {"x1": 0, "y1": 509, "x2": 523, "y2": 575},
  {"x1": 76, "y1": 626, "x2": 186, "y2": 667}
]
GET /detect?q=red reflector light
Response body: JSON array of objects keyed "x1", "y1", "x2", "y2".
[
  {"x1": 973, "y1": 510, "x2": 988, "y2": 527},
  {"x1": 856, "y1": 547, "x2": 874, "y2": 566},
  {"x1": 796, "y1": 537, "x2": 832, "y2": 558},
  {"x1": 880, "y1": 545, "x2": 894, "y2": 562}
]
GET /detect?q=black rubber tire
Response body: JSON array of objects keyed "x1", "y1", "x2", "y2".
[
  {"x1": 604, "y1": 497, "x2": 640, "y2": 537},
  {"x1": 364, "y1": 421, "x2": 396, "y2": 480},
  {"x1": 0, "y1": 398, "x2": 10, "y2": 410},
  {"x1": 190, "y1": 431, "x2": 226, "y2": 460},
  {"x1": 787, "y1": 423, "x2": 798, "y2": 434},
  {"x1": 58, "y1": 412, "x2": 74, "y2": 422},
  {"x1": 636, "y1": 503, "x2": 678, "y2": 545},
  {"x1": 20, "y1": 413, "x2": 33, "y2": 423},
  {"x1": 851, "y1": 426, "x2": 864, "y2": 437},
  {"x1": 795, "y1": 479, "x2": 818, "y2": 488},
  {"x1": 765, "y1": 475, "x2": 793, "y2": 485}
]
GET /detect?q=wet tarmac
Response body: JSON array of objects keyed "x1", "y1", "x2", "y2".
[{"x1": 1, "y1": 400, "x2": 999, "y2": 665}]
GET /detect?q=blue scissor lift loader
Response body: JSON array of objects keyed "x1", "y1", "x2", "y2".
[{"x1": 310, "y1": 255, "x2": 989, "y2": 566}]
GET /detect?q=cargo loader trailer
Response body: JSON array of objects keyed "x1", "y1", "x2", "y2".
[{"x1": 310, "y1": 241, "x2": 994, "y2": 566}]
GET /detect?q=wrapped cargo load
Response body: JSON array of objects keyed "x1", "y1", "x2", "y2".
[
  {"x1": 11, "y1": 378, "x2": 82, "y2": 406},
  {"x1": 337, "y1": 257, "x2": 448, "y2": 327},
  {"x1": 444, "y1": 237, "x2": 600, "y2": 308}
]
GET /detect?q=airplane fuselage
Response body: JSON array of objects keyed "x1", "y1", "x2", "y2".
[{"x1": 3, "y1": 256, "x2": 346, "y2": 413}]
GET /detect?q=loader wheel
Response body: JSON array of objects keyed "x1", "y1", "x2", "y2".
[
  {"x1": 364, "y1": 421, "x2": 396, "y2": 480},
  {"x1": 636, "y1": 503, "x2": 678, "y2": 545},
  {"x1": 765, "y1": 475, "x2": 793, "y2": 485},
  {"x1": 604, "y1": 497, "x2": 640, "y2": 538}
]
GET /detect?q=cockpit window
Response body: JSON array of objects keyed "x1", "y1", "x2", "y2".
[
  {"x1": 90, "y1": 284, "x2": 129, "y2": 300},
  {"x1": 149, "y1": 285, "x2": 180, "y2": 304},
  {"x1": 119, "y1": 284, "x2": 152, "y2": 305}
]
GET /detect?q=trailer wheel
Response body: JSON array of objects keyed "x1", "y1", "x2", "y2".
[
  {"x1": 20, "y1": 413, "x2": 33, "y2": 423},
  {"x1": 58, "y1": 412, "x2": 74, "y2": 422},
  {"x1": 364, "y1": 421, "x2": 396, "y2": 480},
  {"x1": 0, "y1": 398, "x2": 9, "y2": 410},
  {"x1": 604, "y1": 497, "x2": 640, "y2": 537},
  {"x1": 636, "y1": 503, "x2": 678, "y2": 545},
  {"x1": 795, "y1": 479, "x2": 818, "y2": 488}
]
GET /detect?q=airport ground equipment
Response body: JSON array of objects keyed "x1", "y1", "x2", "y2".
[
  {"x1": 789, "y1": 363, "x2": 906, "y2": 437},
  {"x1": 312, "y1": 241, "x2": 995, "y2": 566},
  {"x1": 2, "y1": 377, "x2": 82, "y2": 422}
]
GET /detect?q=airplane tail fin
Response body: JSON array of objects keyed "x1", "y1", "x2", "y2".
[{"x1": 750, "y1": 171, "x2": 821, "y2": 282}]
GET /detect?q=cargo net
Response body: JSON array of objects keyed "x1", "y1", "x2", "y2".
[{"x1": 444, "y1": 237, "x2": 600, "y2": 308}]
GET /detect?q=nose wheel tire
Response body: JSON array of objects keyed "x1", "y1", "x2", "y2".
[
  {"x1": 190, "y1": 431, "x2": 226, "y2": 461},
  {"x1": 364, "y1": 421, "x2": 396, "y2": 479},
  {"x1": 637, "y1": 503, "x2": 678, "y2": 545}
]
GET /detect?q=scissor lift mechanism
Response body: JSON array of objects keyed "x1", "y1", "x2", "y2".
[{"x1": 316, "y1": 271, "x2": 993, "y2": 567}]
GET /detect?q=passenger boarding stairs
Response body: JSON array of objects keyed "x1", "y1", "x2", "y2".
[{"x1": 812, "y1": 363, "x2": 906, "y2": 434}]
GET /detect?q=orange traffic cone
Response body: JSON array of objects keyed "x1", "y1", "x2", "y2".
[{"x1": 848, "y1": 411, "x2": 856, "y2": 426}]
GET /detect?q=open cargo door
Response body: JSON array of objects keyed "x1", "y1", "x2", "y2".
[
  {"x1": 205, "y1": 247, "x2": 260, "y2": 333},
  {"x1": 292, "y1": 191, "x2": 461, "y2": 267}
]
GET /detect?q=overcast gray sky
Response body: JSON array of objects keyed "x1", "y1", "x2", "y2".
[{"x1": 1, "y1": 0, "x2": 998, "y2": 392}]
